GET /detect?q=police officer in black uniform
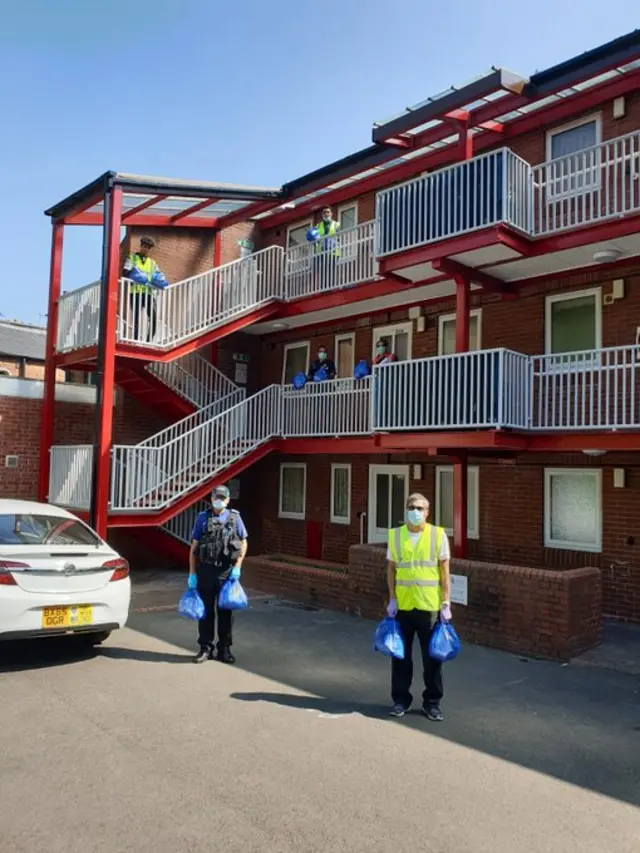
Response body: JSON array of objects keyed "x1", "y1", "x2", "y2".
[{"x1": 189, "y1": 484, "x2": 248, "y2": 664}]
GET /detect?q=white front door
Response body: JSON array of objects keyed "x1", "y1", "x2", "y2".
[{"x1": 368, "y1": 464, "x2": 409, "y2": 543}]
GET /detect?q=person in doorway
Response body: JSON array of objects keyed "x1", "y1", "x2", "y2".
[
  {"x1": 307, "y1": 345, "x2": 337, "y2": 381},
  {"x1": 122, "y1": 236, "x2": 165, "y2": 343},
  {"x1": 386, "y1": 492, "x2": 452, "y2": 721},
  {"x1": 373, "y1": 338, "x2": 397, "y2": 366},
  {"x1": 188, "y1": 484, "x2": 248, "y2": 664},
  {"x1": 312, "y1": 206, "x2": 341, "y2": 288}
]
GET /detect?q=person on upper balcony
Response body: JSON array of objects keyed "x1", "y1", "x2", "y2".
[
  {"x1": 121, "y1": 236, "x2": 168, "y2": 343},
  {"x1": 308, "y1": 206, "x2": 341, "y2": 288},
  {"x1": 373, "y1": 338, "x2": 398, "y2": 366},
  {"x1": 307, "y1": 345, "x2": 337, "y2": 381}
]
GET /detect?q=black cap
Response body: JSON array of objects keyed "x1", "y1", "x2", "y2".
[
  {"x1": 212, "y1": 485, "x2": 230, "y2": 499},
  {"x1": 140, "y1": 236, "x2": 156, "y2": 248}
]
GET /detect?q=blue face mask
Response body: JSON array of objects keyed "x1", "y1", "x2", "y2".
[
  {"x1": 212, "y1": 499, "x2": 226, "y2": 511},
  {"x1": 407, "y1": 508, "x2": 425, "y2": 525},
  {"x1": 318, "y1": 352, "x2": 327, "y2": 361}
]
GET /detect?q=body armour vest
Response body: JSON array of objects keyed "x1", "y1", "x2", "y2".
[{"x1": 197, "y1": 510, "x2": 243, "y2": 575}]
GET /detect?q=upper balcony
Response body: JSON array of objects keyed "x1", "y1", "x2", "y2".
[{"x1": 376, "y1": 130, "x2": 640, "y2": 283}]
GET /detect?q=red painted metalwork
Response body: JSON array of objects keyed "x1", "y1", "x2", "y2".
[
  {"x1": 377, "y1": 432, "x2": 527, "y2": 451},
  {"x1": 452, "y1": 457, "x2": 468, "y2": 559},
  {"x1": 280, "y1": 275, "x2": 422, "y2": 318},
  {"x1": 121, "y1": 194, "x2": 168, "y2": 222},
  {"x1": 306, "y1": 521, "x2": 323, "y2": 560},
  {"x1": 67, "y1": 212, "x2": 219, "y2": 228},
  {"x1": 526, "y1": 432, "x2": 640, "y2": 452},
  {"x1": 433, "y1": 257, "x2": 518, "y2": 298},
  {"x1": 38, "y1": 222, "x2": 64, "y2": 502},
  {"x1": 454, "y1": 275, "x2": 470, "y2": 353},
  {"x1": 59, "y1": 189, "x2": 106, "y2": 225},
  {"x1": 528, "y1": 213, "x2": 640, "y2": 256},
  {"x1": 93, "y1": 186, "x2": 123, "y2": 538},
  {"x1": 213, "y1": 229, "x2": 222, "y2": 267},
  {"x1": 53, "y1": 346, "x2": 99, "y2": 369},
  {"x1": 170, "y1": 198, "x2": 219, "y2": 223},
  {"x1": 378, "y1": 226, "x2": 513, "y2": 275}
]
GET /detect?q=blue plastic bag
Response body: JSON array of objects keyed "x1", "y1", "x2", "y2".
[
  {"x1": 429, "y1": 620, "x2": 461, "y2": 662},
  {"x1": 178, "y1": 588, "x2": 205, "y2": 621},
  {"x1": 354, "y1": 359, "x2": 370, "y2": 379},
  {"x1": 306, "y1": 226, "x2": 320, "y2": 242},
  {"x1": 128, "y1": 267, "x2": 150, "y2": 285},
  {"x1": 373, "y1": 617, "x2": 405, "y2": 659},
  {"x1": 218, "y1": 579, "x2": 249, "y2": 611},
  {"x1": 151, "y1": 270, "x2": 169, "y2": 289},
  {"x1": 313, "y1": 365, "x2": 329, "y2": 382},
  {"x1": 292, "y1": 371, "x2": 307, "y2": 390}
]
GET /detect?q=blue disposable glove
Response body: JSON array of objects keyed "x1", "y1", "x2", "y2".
[
  {"x1": 441, "y1": 602, "x2": 452, "y2": 622},
  {"x1": 230, "y1": 565, "x2": 241, "y2": 581},
  {"x1": 187, "y1": 573, "x2": 198, "y2": 590},
  {"x1": 386, "y1": 598, "x2": 398, "y2": 618}
]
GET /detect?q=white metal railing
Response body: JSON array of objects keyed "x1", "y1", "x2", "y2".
[
  {"x1": 49, "y1": 445, "x2": 93, "y2": 509},
  {"x1": 56, "y1": 282, "x2": 101, "y2": 353},
  {"x1": 282, "y1": 377, "x2": 372, "y2": 435},
  {"x1": 375, "y1": 148, "x2": 533, "y2": 257},
  {"x1": 147, "y1": 353, "x2": 238, "y2": 409},
  {"x1": 532, "y1": 345, "x2": 640, "y2": 430},
  {"x1": 117, "y1": 245, "x2": 283, "y2": 349},
  {"x1": 284, "y1": 221, "x2": 379, "y2": 300},
  {"x1": 533, "y1": 130, "x2": 640, "y2": 236},
  {"x1": 371, "y1": 349, "x2": 531, "y2": 431},
  {"x1": 164, "y1": 500, "x2": 209, "y2": 544}
]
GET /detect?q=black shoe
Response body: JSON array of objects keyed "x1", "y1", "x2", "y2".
[
  {"x1": 217, "y1": 648, "x2": 236, "y2": 665},
  {"x1": 389, "y1": 703, "x2": 410, "y2": 718},
  {"x1": 422, "y1": 704, "x2": 444, "y2": 722},
  {"x1": 193, "y1": 649, "x2": 210, "y2": 664}
]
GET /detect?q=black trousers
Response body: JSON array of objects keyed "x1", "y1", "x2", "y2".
[
  {"x1": 391, "y1": 609, "x2": 443, "y2": 709},
  {"x1": 129, "y1": 293, "x2": 157, "y2": 342},
  {"x1": 196, "y1": 572, "x2": 233, "y2": 653}
]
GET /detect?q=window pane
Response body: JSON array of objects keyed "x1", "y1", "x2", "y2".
[
  {"x1": 394, "y1": 332, "x2": 409, "y2": 361},
  {"x1": 375, "y1": 474, "x2": 389, "y2": 528},
  {"x1": 438, "y1": 470, "x2": 454, "y2": 530},
  {"x1": 550, "y1": 121, "x2": 597, "y2": 159},
  {"x1": 440, "y1": 315, "x2": 480, "y2": 355},
  {"x1": 390, "y1": 475, "x2": 406, "y2": 528},
  {"x1": 287, "y1": 225, "x2": 309, "y2": 248},
  {"x1": 332, "y1": 467, "x2": 349, "y2": 519},
  {"x1": 550, "y1": 295, "x2": 596, "y2": 353},
  {"x1": 284, "y1": 345, "x2": 307, "y2": 383},
  {"x1": 0, "y1": 514, "x2": 100, "y2": 546},
  {"x1": 281, "y1": 467, "x2": 304, "y2": 515},
  {"x1": 337, "y1": 338, "x2": 353, "y2": 377},
  {"x1": 549, "y1": 473, "x2": 598, "y2": 547},
  {"x1": 340, "y1": 206, "x2": 357, "y2": 231}
]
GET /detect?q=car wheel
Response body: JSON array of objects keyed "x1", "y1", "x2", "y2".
[{"x1": 80, "y1": 631, "x2": 111, "y2": 647}]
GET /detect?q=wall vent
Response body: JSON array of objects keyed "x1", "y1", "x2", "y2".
[{"x1": 5, "y1": 455, "x2": 19, "y2": 469}]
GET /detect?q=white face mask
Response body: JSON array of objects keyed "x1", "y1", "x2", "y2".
[{"x1": 212, "y1": 498, "x2": 227, "y2": 511}]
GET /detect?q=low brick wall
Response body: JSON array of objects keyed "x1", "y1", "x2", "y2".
[{"x1": 244, "y1": 544, "x2": 602, "y2": 660}]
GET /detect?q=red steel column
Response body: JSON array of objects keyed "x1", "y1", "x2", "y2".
[
  {"x1": 453, "y1": 271, "x2": 470, "y2": 558},
  {"x1": 211, "y1": 228, "x2": 222, "y2": 364},
  {"x1": 92, "y1": 186, "x2": 123, "y2": 538},
  {"x1": 454, "y1": 273, "x2": 470, "y2": 353},
  {"x1": 38, "y1": 222, "x2": 64, "y2": 502}
]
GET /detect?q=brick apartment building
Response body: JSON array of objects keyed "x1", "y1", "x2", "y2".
[{"x1": 17, "y1": 30, "x2": 640, "y2": 653}]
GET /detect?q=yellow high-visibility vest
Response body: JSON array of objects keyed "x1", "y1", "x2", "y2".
[
  {"x1": 388, "y1": 523, "x2": 445, "y2": 612},
  {"x1": 126, "y1": 253, "x2": 158, "y2": 293},
  {"x1": 314, "y1": 220, "x2": 341, "y2": 256}
]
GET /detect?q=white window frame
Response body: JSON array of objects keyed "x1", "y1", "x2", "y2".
[
  {"x1": 334, "y1": 332, "x2": 355, "y2": 378},
  {"x1": 330, "y1": 463, "x2": 351, "y2": 525},
  {"x1": 437, "y1": 308, "x2": 483, "y2": 355},
  {"x1": 545, "y1": 114, "x2": 602, "y2": 200},
  {"x1": 281, "y1": 341, "x2": 310, "y2": 385},
  {"x1": 286, "y1": 220, "x2": 313, "y2": 249},
  {"x1": 544, "y1": 287, "x2": 602, "y2": 365},
  {"x1": 368, "y1": 464, "x2": 410, "y2": 543},
  {"x1": 371, "y1": 322, "x2": 413, "y2": 360},
  {"x1": 435, "y1": 465, "x2": 480, "y2": 540},
  {"x1": 278, "y1": 462, "x2": 307, "y2": 521},
  {"x1": 544, "y1": 468, "x2": 602, "y2": 553},
  {"x1": 337, "y1": 201, "x2": 358, "y2": 231}
]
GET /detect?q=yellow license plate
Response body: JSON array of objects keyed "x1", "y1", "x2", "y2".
[{"x1": 42, "y1": 605, "x2": 93, "y2": 629}]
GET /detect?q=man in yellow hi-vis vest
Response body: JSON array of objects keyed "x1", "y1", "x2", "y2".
[
  {"x1": 311, "y1": 206, "x2": 340, "y2": 289},
  {"x1": 386, "y1": 492, "x2": 452, "y2": 721},
  {"x1": 122, "y1": 236, "x2": 163, "y2": 342}
]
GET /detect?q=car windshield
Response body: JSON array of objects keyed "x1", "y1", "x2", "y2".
[{"x1": 0, "y1": 514, "x2": 101, "y2": 547}]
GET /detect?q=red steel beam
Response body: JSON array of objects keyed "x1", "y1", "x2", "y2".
[
  {"x1": 215, "y1": 198, "x2": 283, "y2": 230},
  {"x1": 454, "y1": 275, "x2": 470, "y2": 353},
  {"x1": 67, "y1": 212, "x2": 219, "y2": 228},
  {"x1": 38, "y1": 222, "x2": 64, "y2": 502},
  {"x1": 526, "y1": 432, "x2": 640, "y2": 452},
  {"x1": 377, "y1": 431, "x2": 527, "y2": 451},
  {"x1": 432, "y1": 257, "x2": 518, "y2": 298},
  {"x1": 170, "y1": 197, "x2": 220, "y2": 223},
  {"x1": 122, "y1": 194, "x2": 168, "y2": 222},
  {"x1": 60, "y1": 188, "x2": 106, "y2": 224}
]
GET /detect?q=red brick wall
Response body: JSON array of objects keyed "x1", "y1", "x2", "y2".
[{"x1": 242, "y1": 548, "x2": 602, "y2": 660}]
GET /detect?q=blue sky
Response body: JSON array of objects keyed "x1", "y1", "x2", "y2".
[{"x1": 0, "y1": 0, "x2": 637, "y2": 324}]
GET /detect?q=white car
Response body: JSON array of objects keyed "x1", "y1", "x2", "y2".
[{"x1": 0, "y1": 499, "x2": 131, "y2": 645}]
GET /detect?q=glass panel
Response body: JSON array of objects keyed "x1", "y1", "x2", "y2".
[
  {"x1": 375, "y1": 474, "x2": 389, "y2": 528},
  {"x1": 337, "y1": 338, "x2": 354, "y2": 377},
  {"x1": 332, "y1": 467, "x2": 349, "y2": 519},
  {"x1": 438, "y1": 470, "x2": 454, "y2": 530},
  {"x1": 284, "y1": 345, "x2": 307, "y2": 384},
  {"x1": 339, "y1": 206, "x2": 357, "y2": 232},
  {"x1": 550, "y1": 121, "x2": 597, "y2": 159},
  {"x1": 287, "y1": 225, "x2": 309, "y2": 248},
  {"x1": 0, "y1": 514, "x2": 100, "y2": 546},
  {"x1": 394, "y1": 332, "x2": 409, "y2": 361},
  {"x1": 440, "y1": 315, "x2": 480, "y2": 355},
  {"x1": 549, "y1": 473, "x2": 598, "y2": 547},
  {"x1": 550, "y1": 295, "x2": 596, "y2": 353},
  {"x1": 281, "y1": 467, "x2": 304, "y2": 515},
  {"x1": 391, "y1": 474, "x2": 406, "y2": 528}
]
